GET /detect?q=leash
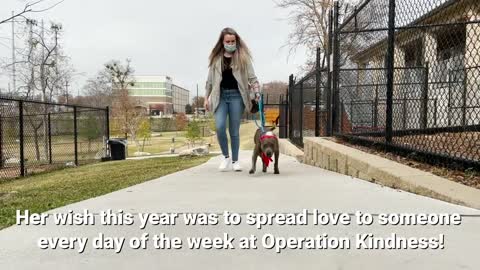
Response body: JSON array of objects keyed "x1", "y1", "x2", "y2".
[
  {"x1": 254, "y1": 93, "x2": 266, "y2": 133},
  {"x1": 253, "y1": 91, "x2": 277, "y2": 168}
]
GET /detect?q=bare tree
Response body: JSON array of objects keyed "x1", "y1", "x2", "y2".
[
  {"x1": 10, "y1": 19, "x2": 73, "y2": 161},
  {"x1": 262, "y1": 81, "x2": 288, "y2": 103},
  {"x1": 275, "y1": 0, "x2": 360, "y2": 74},
  {"x1": 105, "y1": 59, "x2": 135, "y2": 91},
  {"x1": 111, "y1": 88, "x2": 148, "y2": 149},
  {"x1": 106, "y1": 59, "x2": 148, "y2": 148},
  {"x1": 81, "y1": 70, "x2": 114, "y2": 108},
  {"x1": 0, "y1": 0, "x2": 65, "y2": 25},
  {"x1": 192, "y1": 96, "x2": 205, "y2": 110}
]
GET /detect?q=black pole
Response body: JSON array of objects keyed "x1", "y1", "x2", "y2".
[
  {"x1": 315, "y1": 47, "x2": 321, "y2": 137},
  {"x1": 462, "y1": 68, "x2": 467, "y2": 126},
  {"x1": 106, "y1": 106, "x2": 110, "y2": 141},
  {"x1": 288, "y1": 74, "x2": 294, "y2": 139},
  {"x1": 74, "y1": 106, "x2": 78, "y2": 166},
  {"x1": 19, "y1": 100, "x2": 25, "y2": 177},
  {"x1": 326, "y1": 8, "x2": 334, "y2": 136},
  {"x1": 385, "y1": 0, "x2": 396, "y2": 144},
  {"x1": 332, "y1": 2, "x2": 340, "y2": 134},
  {"x1": 48, "y1": 113, "x2": 52, "y2": 164},
  {"x1": 300, "y1": 81, "x2": 304, "y2": 147},
  {"x1": 421, "y1": 62, "x2": 429, "y2": 129},
  {"x1": 374, "y1": 85, "x2": 379, "y2": 128},
  {"x1": 402, "y1": 96, "x2": 407, "y2": 130},
  {"x1": 0, "y1": 114, "x2": 2, "y2": 168},
  {"x1": 448, "y1": 71, "x2": 452, "y2": 126}
]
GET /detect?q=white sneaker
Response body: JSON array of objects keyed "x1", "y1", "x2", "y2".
[
  {"x1": 219, "y1": 156, "x2": 232, "y2": 172},
  {"x1": 232, "y1": 162, "x2": 242, "y2": 172}
]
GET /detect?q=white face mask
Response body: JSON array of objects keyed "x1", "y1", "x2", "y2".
[{"x1": 224, "y1": 43, "x2": 237, "y2": 53}]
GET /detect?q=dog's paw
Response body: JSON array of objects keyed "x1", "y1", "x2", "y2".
[
  {"x1": 249, "y1": 169, "x2": 255, "y2": 174},
  {"x1": 262, "y1": 168, "x2": 267, "y2": 173},
  {"x1": 274, "y1": 169, "x2": 280, "y2": 174}
]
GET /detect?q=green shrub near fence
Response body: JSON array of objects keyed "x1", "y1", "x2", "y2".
[{"x1": 150, "y1": 118, "x2": 176, "y2": 132}]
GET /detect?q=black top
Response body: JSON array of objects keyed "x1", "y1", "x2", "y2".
[{"x1": 220, "y1": 56, "x2": 238, "y2": 90}]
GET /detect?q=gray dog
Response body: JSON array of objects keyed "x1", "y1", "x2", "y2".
[{"x1": 249, "y1": 127, "x2": 280, "y2": 174}]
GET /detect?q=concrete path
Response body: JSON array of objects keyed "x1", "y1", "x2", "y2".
[{"x1": 1, "y1": 150, "x2": 479, "y2": 270}]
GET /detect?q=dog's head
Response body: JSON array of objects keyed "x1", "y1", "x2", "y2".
[{"x1": 260, "y1": 130, "x2": 277, "y2": 158}]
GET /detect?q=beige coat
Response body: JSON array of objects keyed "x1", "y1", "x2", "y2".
[{"x1": 205, "y1": 56, "x2": 260, "y2": 114}]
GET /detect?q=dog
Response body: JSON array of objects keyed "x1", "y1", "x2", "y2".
[{"x1": 249, "y1": 127, "x2": 280, "y2": 174}]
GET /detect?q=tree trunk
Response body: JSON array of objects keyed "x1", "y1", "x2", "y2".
[
  {"x1": 42, "y1": 111, "x2": 48, "y2": 161},
  {"x1": 129, "y1": 131, "x2": 141, "y2": 149}
]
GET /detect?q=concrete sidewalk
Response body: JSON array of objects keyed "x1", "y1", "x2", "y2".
[{"x1": 0, "y1": 150, "x2": 479, "y2": 270}]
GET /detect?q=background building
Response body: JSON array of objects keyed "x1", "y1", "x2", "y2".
[
  {"x1": 172, "y1": 84, "x2": 189, "y2": 114},
  {"x1": 128, "y1": 75, "x2": 190, "y2": 116}
]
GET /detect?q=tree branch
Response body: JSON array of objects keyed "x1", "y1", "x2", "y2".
[{"x1": 0, "y1": 0, "x2": 64, "y2": 25}]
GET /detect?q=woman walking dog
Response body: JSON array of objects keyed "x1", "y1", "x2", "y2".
[{"x1": 204, "y1": 27, "x2": 261, "y2": 172}]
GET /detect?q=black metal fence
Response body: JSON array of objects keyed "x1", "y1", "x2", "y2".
[
  {"x1": 0, "y1": 97, "x2": 109, "y2": 179},
  {"x1": 287, "y1": 0, "x2": 480, "y2": 169},
  {"x1": 288, "y1": 63, "x2": 329, "y2": 147}
]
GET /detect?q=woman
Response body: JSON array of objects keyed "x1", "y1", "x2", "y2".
[{"x1": 205, "y1": 27, "x2": 260, "y2": 172}]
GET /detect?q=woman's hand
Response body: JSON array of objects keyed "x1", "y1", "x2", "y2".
[{"x1": 254, "y1": 92, "x2": 261, "y2": 102}]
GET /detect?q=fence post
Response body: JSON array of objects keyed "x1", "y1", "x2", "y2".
[
  {"x1": 315, "y1": 47, "x2": 321, "y2": 137},
  {"x1": 332, "y1": 2, "x2": 340, "y2": 134},
  {"x1": 19, "y1": 100, "x2": 25, "y2": 177},
  {"x1": 385, "y1": 0, "x2": 396, "y2": 144},
  {"x1": 402, "y1": 96, "x2": 407, "y2": 130},
  {"x1": 462, "y1": 68, "x2": 467, "y2": 126},
  {"x1": 48, "y1": 113, "x2": 52, "y2": 164},
  {"x1": 326, "y1": 8, "x2": 334, "y2": 136},
  {"x1": 447, "y1": 72, "x2": 452, "y2": 126},
  {"x1": 421, "y1": 62, "x2": 429, "y2": 129},
  {"x1": 300, "y1": 81, "x2": 304, "y2": 147},
  {"x1": 106, "y1": 106, "x2": 110, "y2": 141},
  {"x1": 73, "y1": 106, "x2": 78, "y2": 166},
  {"x1": 0, "y1": 113, "x2": 2, "y2": 168},
  {"x1": 288, "y1": 74, "x2": 294, "y2": 139},
  {"x1": 374, "y1": 85, "x2": 379, "y2": 129}
]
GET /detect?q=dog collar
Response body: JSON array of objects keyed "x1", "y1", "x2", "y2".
[{"x1": 260, "y1": 131, "x2": 277, "y2": 141}]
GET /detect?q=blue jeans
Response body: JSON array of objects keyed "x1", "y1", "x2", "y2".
[{"x1": 215, "y1": 89, "x2": 245, "y2": 162}]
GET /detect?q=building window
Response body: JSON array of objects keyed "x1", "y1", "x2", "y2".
[
  {"x1": 436, "y1": 24, "x2": 466, "y2": 82},
  {"x1": 404, "y1": 39, "x2": 423, "y2": 67},
  {"x1": 437, "y1": 25, "x2": 465, "y2": 61}
]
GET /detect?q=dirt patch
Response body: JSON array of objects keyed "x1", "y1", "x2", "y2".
[
  {"x1": 332, "y1": 137, "x2": 480, "y2": 190},
  {"x1": 392, "y1": 132, "x2": 480, "y2": 162}
]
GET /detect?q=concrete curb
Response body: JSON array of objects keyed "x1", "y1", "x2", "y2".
[
  {"x1": 279, "y1": 139, "x2": 304, "y2": 162},
  {"x1": 302, "y1": 137, "x2": 480, "y2": 209}
]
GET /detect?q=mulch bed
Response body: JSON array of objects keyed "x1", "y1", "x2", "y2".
[{"x1": 332, "y1": 137, "x2": 480, "y2": 190}]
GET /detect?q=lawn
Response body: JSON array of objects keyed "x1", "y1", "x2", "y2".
[
  {"x1": 208, "y1": 120, "x2": 259, "y2": 152},
  {"x1": 0, "y1": 155, "x2": 212, "y2": 229},
  {"x1": 127, "y1": 131, "x2": 189, "y2": 156},
  {"x1": 127, "y1": 121, "x2": 258, "y2": 156}
]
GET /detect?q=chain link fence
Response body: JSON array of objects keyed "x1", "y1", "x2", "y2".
[
  {"x1": 288, "y1": 0, "x2": 480, "y2": 169},
  {"x1": 0, "y1": 97, "x2": 109, "y2": 179}
]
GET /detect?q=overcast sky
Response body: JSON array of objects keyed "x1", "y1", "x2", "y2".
[{"x1": 0, "y1": 0, "x2": 308, "y2": 97}]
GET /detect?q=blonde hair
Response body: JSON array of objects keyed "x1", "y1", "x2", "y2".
[{"x1": 208, "y1": 27, "x2": 252, "y2": 71}]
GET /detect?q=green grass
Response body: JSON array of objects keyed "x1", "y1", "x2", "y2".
[
  {"x1": 128, "y1": 134, "x2": 189, "y2": 156},
  {"x1": 208, "y1": 121, "x2": 258, "y2": 152},
  {"x1": 0, "y1": 155, "x2": 212, "y2": 229}
]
